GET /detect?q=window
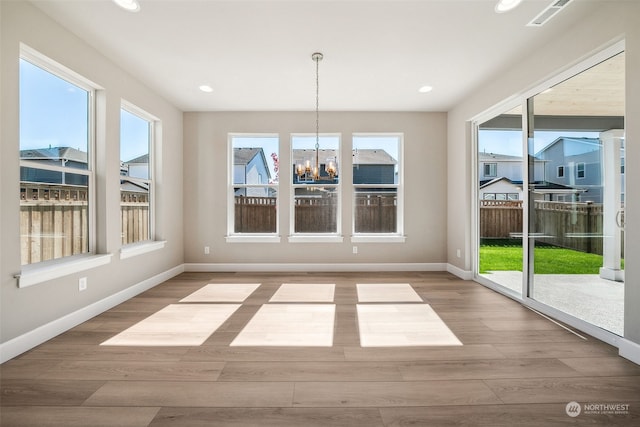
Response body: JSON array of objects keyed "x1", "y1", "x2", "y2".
[
  {"x1": 291, "y1": 134, "x2": 340, "y2": 234},
  {"x1": 230, "y1": 135, "x2": 279, "y2": 234},
  {"x1": 352, "y1": 134, "x2": 402, "y2": 234},
  {"x1": 19, "y1": 52, "x2": 94, "y2": 265},
  {"x1": 576, "y1": 162, "x2": 586, "y2": 179},
  {"x1": 484, "y1": 163, "x2": 497, "y2": 177},
  {"x1": 557, "y1": 165, "x2": 565, "y2": 178},
  {"x1": 120, "y1": 104, "x2": 154, "y2": 245}
]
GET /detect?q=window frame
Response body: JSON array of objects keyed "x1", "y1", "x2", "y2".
[
  {"x1": 351, "y1": 133, "x2": 405, "y2": 241},
  {"x1": 19, "y1": 46, "x2": 97, "y2": 265},
  {"x1": 289, "y1": 133, "x2": 342, "y2": 243},
  {"x1": 576, "y1": 162, "x2": 586, "y2": 179},
  {"x1": 226, "y1": 133, "x2": 281, "y2": 243},
  {"x1": 557, "y1": 165, "x2": 565, "y2": 178},
  {"x1": 119, "y1": 101, "x2": 159, "y2": 252},
  {"x1": 16, "y1": 45, "x2": 114, "y2": 287}
]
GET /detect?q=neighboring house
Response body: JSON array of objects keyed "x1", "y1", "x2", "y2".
[
  {"x1": 535, "y1": 137, "x2": 618, "y2": 203},
  {"x1": 20, "y1": 146, "x2": 88, "y2": 185},
  {"x1": 352, "y1": 148, "x2": 397, "y2": 184},
  {"x1": 479, "y1": 177, "x2": 522, "y2": 201},
  {"x1": 122, "y1": 154, "x2": 149, "y2": 179},
  {"x1": 478, "y1": 152, "x2": 523, "y2": 183},
  {"x1": 234, "y1": 147, "x2": 272, "y2": 197}
]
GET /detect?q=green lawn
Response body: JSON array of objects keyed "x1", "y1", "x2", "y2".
[{"x1": 480, "y1": 241, "x2": 623, "y2": 274}]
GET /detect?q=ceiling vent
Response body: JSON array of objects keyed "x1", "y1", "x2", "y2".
[{"x1": 527, "y1": 0, "x2": 574, "y2": 27}]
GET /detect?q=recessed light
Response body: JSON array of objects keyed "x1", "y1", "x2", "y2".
[
  {"x1": 199, "y1": 85, "x2": 213, "y2": 93},
  {"x1": 495, "y1": 0, "x2": 522, "y2": 13},
  {"x1": 113, "y1": 0, "x2": 140, "y2": 12},
  {"x1": 418, "y1": 85, "x2": 433, "y2": 93}
]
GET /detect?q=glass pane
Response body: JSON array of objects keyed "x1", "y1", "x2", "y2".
[
  {"x1": 528, "y1": 52, "x2": 625, "y2": 335},
  {"x1": 120, "y1": 109, "x2": 150, "y2": 179},
  {"x1": 292, "y1": 135, "x2": 339, "y2": 184},
  {"x1": 354, "y1": 189, "x2": 397, "y2": 233},
  {"x1": 234, "y1": 188, "x2": 278, "y2": 233},
  {"x1": 20, "y1": 169, "x2": 89, "y2": 265},
  {"x1": 20, "y1": 59, "x2": 89, "y2": 170},
  {"x1": 352, "y1": 136, "x2": 399, "y2": 184},
  {"x1": 120, "y1": 108, "x2": 151, "y2": 244},
  {"x1": 232, "y1": 136, "x2": 279, "y2": 185},
  {"x1": 294, "y1": 187, "x2": 337, "y2": 233},
  {"x1": 477, "y1": 108, "x2": 524, "y2": 297}
]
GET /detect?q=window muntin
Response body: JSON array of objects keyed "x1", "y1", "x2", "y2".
[
  {"x1": 353, "y1": 134, "x2": 402, "y2": 234},
  {"x1": 19, "y1": 54, "x2": 94, "y2": 265},
  {"x1": 291, "y1": 135, "x2": 340, "y2": 234},
  {"x1": 230, "y1": 135, "x2": 279, "y2": 234},
  {"x1": 120, "y1": 105, "x2": 153, "y2": 245}
]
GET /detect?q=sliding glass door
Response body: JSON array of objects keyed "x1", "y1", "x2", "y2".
[
  {"x1": 477, "y1": 107, "x2": 524, "y2": 297},
  {"x1": 527, "y1": 52, "x2": 625, "y2": 335},
  {"x1": 475, "y1": 47, "x2": 625, "y2": 338}
]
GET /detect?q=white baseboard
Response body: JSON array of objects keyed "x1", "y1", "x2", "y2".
[
  {"x1": 446, "y1": 263, "x2": 473, "y2": 280},
  {"x1": 619, "y1": 338, "x2": 640, "y2": 366},
  {"x1": 0, "y1": 264, "x2": 184, "y2": 363},
  {"x1": 184, "y1": 262, "x2": 447, "y2": 273}
]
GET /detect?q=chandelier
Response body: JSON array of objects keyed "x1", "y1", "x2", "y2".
[{"x1": 296, "y1": 52, "x2": 337, "y2": 181}]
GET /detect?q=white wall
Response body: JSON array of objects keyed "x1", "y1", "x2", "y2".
[
  {"x1": 447, "y1": 2, "x2": 640, "y2": 349},
  {"x1": 183, "y1": 111, "x2": 447, "y2": 267},
  {"x1": 0, "y1": 2, "x2": 184, "y2": 348}
]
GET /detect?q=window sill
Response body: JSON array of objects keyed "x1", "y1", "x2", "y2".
[
  {"x1": 351, "y1": 235, "x2": 407, "y2": 243},
  {"x1": 120, "y1": 240, "x2": 166, "y2": 260},
  {"x1": 225, "y1": 235, "x2": 281, "y2": 243},
  {"x1": 16, "y1": 253, "x2": 114, "y2": 288},
  {"x1": 288, "y1": 235, "x2": 344, "y2": 243}
]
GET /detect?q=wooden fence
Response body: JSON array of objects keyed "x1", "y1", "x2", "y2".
[
  {"x1": 294, "y1": 197, "x2": 337, "y2": 233},
  {"x1": 20, "y1": 184, "x2": 149, "y2": 264},
  {"x1": 480, "y1": 200, "x2": 623, "y2": 256},
  {"x1": 235, "y1": 196, "x2": 277, "y2": 233},
  {"x1": 354, "y1": 194, "x2": 397, "y2": 233}
]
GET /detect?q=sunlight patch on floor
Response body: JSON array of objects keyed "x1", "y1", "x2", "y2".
[
  {"x1": 356, "y1": 283, "x2": 423, "y2": 302},
  {"x1": 179, "y1": 283, "x2": 261, "y2": 302},
  {"x1": 269, "y1": 283, "x2": 335, "y2": 302},
  {"x1": 101, "y1": 304, "x2": 240, "y2": 346},
  {"x1": 357, "y1": 304, "x2": 462, "y2": 347},
  {"x1": 231, "y1": 304, "x2": 336, "y2": 347}
]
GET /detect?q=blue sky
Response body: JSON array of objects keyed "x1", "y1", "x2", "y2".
[
  {"x1": 20, "y1": 58, "x2": 148, "y2": 163},
  {"x1": 479, "y1": 129, "x2": 599, "y2": 156}
]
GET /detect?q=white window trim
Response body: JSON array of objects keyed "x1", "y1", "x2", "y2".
[
  {"x1": 120, "y1": 240, "x2": 166, "y2": 259},
  {"x1": 576, "y1": 162, "x2": 586, "y2": 179},
  {"x1": 15, "y1": 253, "x2": 113, "y2": 288},
  {"x1": 227, "y1": 133, "x2": 280, "y2": 238},
  {"x1": 352, "y1": 133, "x2": 404, "y2": 237},
  {"x1": 290, "y1": 133, "x2": 342, "y2": 238},
  {"x1": 120, "y1": 101, "x2": 159, "y2": 248},
  {"x1": 19, "y1": 45, "x2": 99, "y2": 265}
]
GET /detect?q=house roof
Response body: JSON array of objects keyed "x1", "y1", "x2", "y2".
[
  {"x1": 120, "y1": 178, "x2": 149, "y2": 193},
  {"x1": 478, "y1": 152, "x2": 522, "y2": 162},
  {"x1": 479, "y1": 177, "x2": 522, "y2": 190},
  {"x1": 535, "y1": 137, "x2": 600, "y2": 157},
  {"x1": 124, "y1": 154, "x2": 149, "y2": 164},
  {"x1": 20, "y1": 147, "x2": 87, "y2": 163},
  {"x1": 234, "y1": 148, "x2": 262, "y2": 165},
  {"x1": 292, "y1": 149, "x2": 338, "y2": 165},
  {"x1": 352, "y1": 149, "x2": 397, "y2": 165}
]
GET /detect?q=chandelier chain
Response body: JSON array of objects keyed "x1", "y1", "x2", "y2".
[{"x1": 315, "y1": 54, "x2": 320, "y2": 150}]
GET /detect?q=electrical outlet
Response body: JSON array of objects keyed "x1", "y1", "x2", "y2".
[
  {"x1": 456, "y1": 249, "x2": 461, "y2": 258},
  {"x1": 353, "y1": 246, "x2": 358, "y2": 254},
  {"x1": 78, "y1": 277, "x2": 87, "y2": 291},
  {"x1": 204, "y1": 246, "x2": 210, "y2": 255}
]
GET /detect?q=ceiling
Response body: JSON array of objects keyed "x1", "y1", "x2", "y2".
[{"x1": 30, "y1": 0, "x2": 609, "y2": 112}]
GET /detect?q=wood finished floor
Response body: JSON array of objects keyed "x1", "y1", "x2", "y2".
[{"x1": 2, "y1": 271, "x2": 640, "y2": 426}]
